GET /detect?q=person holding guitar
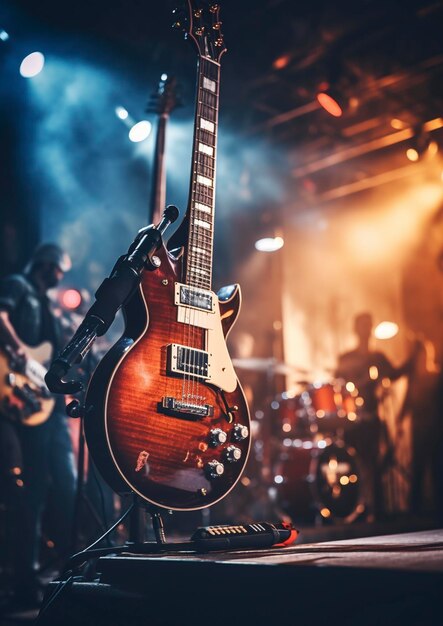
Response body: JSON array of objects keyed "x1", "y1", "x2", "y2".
[{"x1": 0, "y1": 243, "x2": 77, "y2": 606}]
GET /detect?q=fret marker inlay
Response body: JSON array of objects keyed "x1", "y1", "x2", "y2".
[
  {"x1": 195, "y1": 202, "x2": 211, "y2": 213},
  {"x1": 195, "y1": 218, "x2": 211, "y2": 229},
  {"x1": 197, "y1": 174, "x2": 212, "y2": 187},
  {"x1": 192, "y1": 246, "x2": 210, "y2": 256},
  {"x1": 200, "y1": 118, "x2": 215, "y2": 133},
  {"x1": 203, "y1": 77, "x2": 216, "y2": 93},
  {"x1": 198, "y1": 142, "x2": 214, "y2": 156}
]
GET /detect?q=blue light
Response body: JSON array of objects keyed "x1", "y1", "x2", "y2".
[
  {"x1": 115, "y1": 106, "x2": 129, "y2": 120},
  {"x1": 128, "y1": 120, "x2": 152, "y2": 142},
  {"x1": 20, "y1": 51, "x2": 45, "y2": 78}
]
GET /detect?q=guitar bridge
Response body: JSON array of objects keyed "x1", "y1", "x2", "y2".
[{"x1": 160, "y1": 397, "x2": 214, "y2": 419}]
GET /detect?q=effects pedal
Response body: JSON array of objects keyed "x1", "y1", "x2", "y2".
[{"x1": 191, "y1": 521, "x2": 298, "y2": 551}]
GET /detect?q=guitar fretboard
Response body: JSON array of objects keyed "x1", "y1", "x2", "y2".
[{"x1": 185, "y1": 57, "x2": 220, "y2": 291}]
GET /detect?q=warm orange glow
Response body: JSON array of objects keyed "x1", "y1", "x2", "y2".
[
  {"x1": 369, "y1": 366, "x2": 379, "y2": 380},
  {"x1": 273, "y1": 54, "x2": 291, "y2": 70},
  {"x1": 428, "y1": 141, "x2": 439, "y2": 157},
  {"x1": 406, "y1": 148, "x2": 419, "y2": 161},
  {"x1": 317, "y1": 92, "x2": 343, "y2": 117},
  {"x1": 347, "y1": 412, "x2": 357, "y2": 421},
  {"x1": 345, "y1": 381, "x2": 355, "y2": 392},
  {"x1": 340, "y1": 476, "x2": 350, "y2": 485},
  {"x1": 391, "y1": 118, "x2": 406, "y2": 129},
  {"x1": 320, "y1": 507, "x2": 331, "y2": 518},
  {"x1": 349, "y1": 474, "x2": 358, "y2": 483},
  {"x1": 374, "y1": 321, "x2": 399, "y2": 339}
]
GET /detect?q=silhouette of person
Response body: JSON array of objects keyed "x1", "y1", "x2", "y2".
[
  {"x1": 336, "y1": 312, "x2": 416, "y2": 520},
  {"x1": 398, "y1": 339, "x2": 440, "y2": 516},
  {"x1": 0, "y1": 243, "x2": 77, "y2": 606}
]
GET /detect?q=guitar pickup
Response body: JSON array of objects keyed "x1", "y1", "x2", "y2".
[
  {"x1": 167, "y1": 343, "x2": 210, "y2": 380},
  {"x1": 175, "y1": 283, "x2": 215, "y2": 313},
  {"x1": 159, "y1": 397, "x2": 214, "y2": 419}
]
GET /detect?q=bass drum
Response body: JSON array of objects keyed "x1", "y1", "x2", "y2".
[{"x1": 275, "y1": 441, "x2": 364, "y2": 523}]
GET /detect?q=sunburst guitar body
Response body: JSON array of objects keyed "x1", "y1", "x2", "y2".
[{"x1": 84, "y1": 1, "x2": 251, "y2": 511}]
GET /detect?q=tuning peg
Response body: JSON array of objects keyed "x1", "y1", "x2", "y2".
[
  {"x1": 195, "y1": 26, "x2": 205, "y2": 36},
  {"x1": 212, "y1": 21, "x2": 222, "y2": 30},
  {"x1": 210, "y1": 4, "x2": 220, "y2": 13},
  {"x1": 215, "y1": 36, "x2": 224, "y2": 47},
  {"x1": 194, "y1": 8, "x2": 203, "y2": 17}
]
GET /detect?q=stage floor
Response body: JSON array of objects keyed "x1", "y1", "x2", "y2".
[
  {"x1": 38, "y1": 528, "x2": 443, "y2": 626},
  {"x1": 2, "y1": 523, "x2": 442, "y2": 626}
]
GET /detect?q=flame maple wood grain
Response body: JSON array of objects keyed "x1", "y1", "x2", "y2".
[{"x1": 84, "y1": 247, "x2": 250, "y2": 510}]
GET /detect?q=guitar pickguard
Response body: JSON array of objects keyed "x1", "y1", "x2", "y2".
[{"x1": 174, "y1": 282, "x2": 237, "y2": 393}]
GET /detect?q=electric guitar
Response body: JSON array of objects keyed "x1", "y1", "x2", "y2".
[
  {"x1": 84, "y1": 0, "x2": 251, "y2": 511},
  {"x1": 0, "y1": 342, "x2": 54, "y2": 426}
]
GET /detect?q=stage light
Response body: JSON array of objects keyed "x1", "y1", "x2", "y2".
[
  {"x1": 61, "y1": 288, "x2": 82, "y2": 310},
  {"x1": 0, "y1": 30, "x2": 9, "y2": 42},
  {"x1": 406, "y1": 127, "x2": 437, "y2": 161},
  {"x1": 374, "y1": 321, "x2": 399, "y2": 339},
  {"x1": 428, "y1": 140, "x2": 438, "y2": 157},
  {"x1": 273, "y1": 54, "x2": 291, "y2": 70},
  {"x1": 115, "y1": 106, "x2": 129, "y2": 120},
  {"x1": 369, "y1": 366, "x2": 379, "y2": 380},
  {"x1": 128, "y1": 120, "x2": 152, "y2": 142},
  {"x1": 20, "y1": 51, "x2": 45, "y2": 78},
  {"x1": 406, "y1": 148, "x2": 419, "y2": 162},
  {"x1": 391, "y1": 118, "x2": 406, "y2": 130},
  {"x1": 316, "y1": 90, "x2": 343, "y2": 118},
  {"x1": 255, "y1": 236, "x2": 284, "y2": 252},
  {"x1": 161, "y1": 73, "x2": 168, "y2": 81}
]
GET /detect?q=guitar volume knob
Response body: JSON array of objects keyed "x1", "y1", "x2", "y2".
[
  {"x1": 232, "y1": 424, "x2": 249, "y2": 442},
  {"x1": 209, "y1": 428, "x2": 227, "y2": 447},
  {"x1": 205, "y1": 460, "x2": 225, "y2": 479},
  {"x1": 224, "y1": 446, "x2": 242, "y2": 463}
]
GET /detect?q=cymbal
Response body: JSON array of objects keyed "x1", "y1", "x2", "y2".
[{"x1": 232, "y1": 357, "x2": 309, "y2": 376}]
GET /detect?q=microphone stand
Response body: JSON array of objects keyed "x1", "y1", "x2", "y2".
[
  {"x1": 45, "y1": 205, "x2": 180, "y2": 552},
  {"x1": 45, "y1": 204, "x2": 179, "y2": 396}
]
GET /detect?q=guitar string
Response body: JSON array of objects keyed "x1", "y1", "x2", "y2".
[
  {"x1": 183, "y1": 58, "x2": 204, "y2": 406},
  {"x1": 197, "y1": 59, "x2": 218, "y2": 407},
  {"x1": 190, "y1": 58, "x2": 207, "y2": 406},
  {"x1": 181, "y1": 58, "x2": 218, "y2": 409},
  {"x1": 191, "y1": 58, "x2": 217, "y2": 407}
]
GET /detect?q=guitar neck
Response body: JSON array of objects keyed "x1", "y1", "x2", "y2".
[
  {"x1": 184, "y1": 56, "x2": 220, "y2": 291},
  {"x1": 149, "y1": 113, "x2": 168, "y2": 225}
]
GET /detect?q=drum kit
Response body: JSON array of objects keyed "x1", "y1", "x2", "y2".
[{"x1": 234, "y1": 358, "x2": 367, "y2": 524}]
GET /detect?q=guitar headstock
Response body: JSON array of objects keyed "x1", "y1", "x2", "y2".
[
  {"x1": 147, "y1": 75, "x2": 180, "y2": 116},
  {"x1": 173, "y1": 1, "x2": 227, "y2": 63}
]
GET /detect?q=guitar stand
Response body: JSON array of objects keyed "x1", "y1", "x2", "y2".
[{"x1": 66, "y1": 492, "x2": 298, "y2": 573}]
